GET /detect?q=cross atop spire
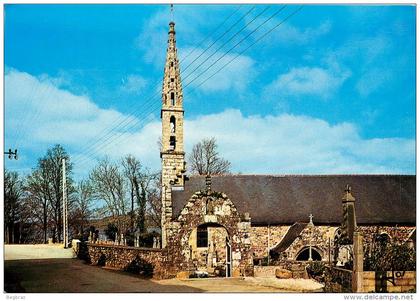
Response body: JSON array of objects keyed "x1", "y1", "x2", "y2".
[
  {"x1": 342, "y1": 184, "x2": 355, "y2": 202},
  {"x1": 170, "y1": 4, "x2": 174, "y2": 22}
]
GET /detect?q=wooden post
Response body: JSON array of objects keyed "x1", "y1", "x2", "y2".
[{"x1": 352, "y1": 231, "x2": 363, "y2": 292}]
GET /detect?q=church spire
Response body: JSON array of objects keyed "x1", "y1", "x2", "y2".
[
  {"x1": 162, "y1": 19, "x2": 183, "y2": 110},
  {"x1": 160, "y1": 19, "x2": 186, "y2": 248}
]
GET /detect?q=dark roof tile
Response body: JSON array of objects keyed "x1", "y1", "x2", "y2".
[{"x1": 172, "y1": 175, "x2": 416, "y2": 225}]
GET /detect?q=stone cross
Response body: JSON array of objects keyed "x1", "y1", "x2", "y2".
[{"x1": 309, "y1": 214, "x2": 314, "y2": 226}]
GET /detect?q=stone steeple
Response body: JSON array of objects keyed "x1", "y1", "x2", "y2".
[
  {"x1": 161, "y1": 21, "x2": 184, "y2": 114},
  {"x1": 161, "y1": 21, "x2": 186, "y2": 248}
]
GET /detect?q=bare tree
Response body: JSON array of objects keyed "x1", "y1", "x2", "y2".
[
  {"x1": 26, "y1": 168, "x2": 50, "y2": 243},
  {"x1": 72, "y1": 180, "x2": 94, "y2": 238},
  {"x1": 188, "y1": 137, "x2": 231, "y2": 175},
  {"x1": 122, "y1": 155, "x2": 159, "y2": 234},
  {"x1": 90, "y1": 158, "x2": 130, "y2": 237},
  {"x1": 4, "y1": 170, "x2": 24, "y2": 244},
  {"x1": 25, "y1": 145, "x2": 73, "y2": 243},
  {"x1": 146, "y1": 175, "x2": 162, "y2": 230},
  {"x1": 43, "y1": 145, "x2": 73, "y2": 242}
]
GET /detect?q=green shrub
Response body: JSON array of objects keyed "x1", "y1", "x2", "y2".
[
  {"x1": 364, "y1": 241, "x2": 415, "y2": 271},
  {"x1": 307, "y1": 261, "x2": 326, "y2": 278}
]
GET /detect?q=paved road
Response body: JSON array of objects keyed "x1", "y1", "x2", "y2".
[
  {"x1": 5, "y1": 258, "x2": 204, "y2": 293},
  {"x1": 5, "y1": 244, "x2": 74, "y2": 260},
  {"x1": 4, "y1": 245, "x2": 323, "y2": 293}
]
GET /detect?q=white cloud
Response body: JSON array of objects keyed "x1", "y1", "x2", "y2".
[
  {"x1": 271, "y1": 20, "x2": 332, "y2": 45},
  {"x1": 182, "y1": 109, "x2": 414, "y2": 174},
  {"x1": 265, "y1": 65, "x2": 350, "y2": 99},
  {"x1": 135, "y1": 6, "x2": 224, "y2": 67},
  {"x1": 120, "y1": 74, "x2": 148, "y2": 95},
  {"x1": 5, "y1": 69, "x2": 414, "y2": 181},
  {"x1": 356, "y1": 68, "x2": 392, "y2": 98},
  {"x1": 5, "y1": 69, "x2": 156, "y2": 179}
]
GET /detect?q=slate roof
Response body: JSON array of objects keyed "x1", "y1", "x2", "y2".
[{"x1": 171, "y1": 175, "x2": 416, "y2": 225}]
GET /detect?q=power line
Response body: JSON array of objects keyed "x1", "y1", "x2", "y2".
[
  {"x1": 73, "y1": 5, "x2": 301, "y2": 168},
  {"x1": 179, "y1": 5, "x2": 243, "y2": 66},
  {"x1": 71, "y1": 5, "x2": 253, "y2": 163},
  {"x1": 11, "y1": 72, "x2": 41, "y2": 147},
  {"x1": 183, "y1": 5, "x2": 286, "y2": 90},
  {"x1": 191, "y1": 6, "x2": 304, "y2": 93},
  {"x1": 181, "y1": 5, "x2": 255, "y2": 75},
  {"x1": 72, "y1": 5, "x2": 265, "y2": 165},
  {"x1": 192, "y1": 5, "x2": 303, "y2": 95},
  {"x1": 14, "y1": 82, "x2": 54, "y2": 149},
  {"x1": 181, "y1": 5, "x2": 269, "y2": 83}
]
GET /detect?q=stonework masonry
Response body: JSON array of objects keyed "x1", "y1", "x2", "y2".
[
  {"x1": 160, "y1": 21, "x2": 186, "y2": 248},
  {"x1": 76, "y1": 242, "x2": 167, "y2": 279},
  {"x1": 164, "y1": 190, "x2": 254, "y2": 277}
]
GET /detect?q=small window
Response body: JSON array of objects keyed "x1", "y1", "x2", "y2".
[
  {"x1": 170, "y1": 92, "x2": 175, "y2": 106},
  {"x1": 171, "y1": 62, "x2": 174, "y2": 67},
  {"x1": 197, "y1": 226, "x2": 208, "y2": 248},
  {"x1": 169, "y1": 136, "x2": 176, "y2": 150},
  {"x1": 171, "y1": 78, "x2": 174, "y2": 82}
]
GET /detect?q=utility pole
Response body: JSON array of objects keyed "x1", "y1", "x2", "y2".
[
  {"x1": 62, "y1": 158, "x2": 68, "y2": 248},
  {"x1": 4, "y1": 148, "x2": 18, "y2": 160}
]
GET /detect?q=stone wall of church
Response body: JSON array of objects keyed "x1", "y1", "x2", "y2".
[
  {"x1": 251, "y1": 225, "x2": 337, "y2": 261},
  {"x1": 165, "y1": 190, "x2": 254, "y2": 278},
  {"x1": 283, "y1": 225, "x2": 337, "y2": 261},
  {"x1": 188, "y1": 226, "x2": 228, "y2": 274},
  {"x1": 251, "y1": 224, "x2": 415, "y2": 263},
  {"x1": 358, "y1": 225, "x2": 415, "y2": 245},
  {"x1": 250, "y1": 225, "x2": 289, "y2": 258}
]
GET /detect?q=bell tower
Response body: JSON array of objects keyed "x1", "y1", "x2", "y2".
[{"x1": 161, "y1": 20, "x2": 186, "y2": 248}]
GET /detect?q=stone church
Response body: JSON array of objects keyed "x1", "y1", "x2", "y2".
[{"x1": 159, "y1": 21, "x2": 416, "y2": 277}]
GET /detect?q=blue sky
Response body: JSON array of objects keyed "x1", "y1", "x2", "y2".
[{"x1": 4, "y1": 4, "x2": 416, "y2": 178}]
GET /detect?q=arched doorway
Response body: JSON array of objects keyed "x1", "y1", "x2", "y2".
[
  {"x1": 188, "y1": 222, "x2": 230, "y2": 277},
  {"x1": 167, "y1": 190, "x2": 253, "y2": 278},
  {"x1": 296, "y1": 247, "x2": 322, "y2": 261}
]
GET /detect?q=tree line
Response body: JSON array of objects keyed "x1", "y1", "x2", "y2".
[
  {"x1": 4, "y1": 137, "x2": 230, "y2": 245},
  {"x1": 4, "y1": 144, "x2": 160, "y2": 245}
]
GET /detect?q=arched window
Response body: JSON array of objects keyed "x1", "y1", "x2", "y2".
[
  {"x1": 197, "y1": 225, "x2": 208, "y2": 248},
  {"x1": 170, "y1": 116, "x2": 176, "y2": 133},
  {"x1": 375, "y1": 233, "x2": 391, "y2": 245},
  {"x1": 296, "y1": 247, "x2": 322, "y2": 261},
  {"x1": 170, "y1": 92, "x2": 175, "y2": 106}
]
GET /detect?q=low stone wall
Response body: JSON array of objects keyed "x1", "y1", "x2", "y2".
[
  {"x1": 362, "y1": 271, "x2": 416, "y2": 293},
  {"x1": 254, "y1": 266, "x2": 278, "y2": 277},
  {"x1": 324, "y1": 266, "x2": 352, "y2": 293},
  {"x1": 253, "y1": 261, "x2": 309, "y2": 279},
  {"x1": 76, "y1": 242, "x2": 166, "y2": 279}
]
